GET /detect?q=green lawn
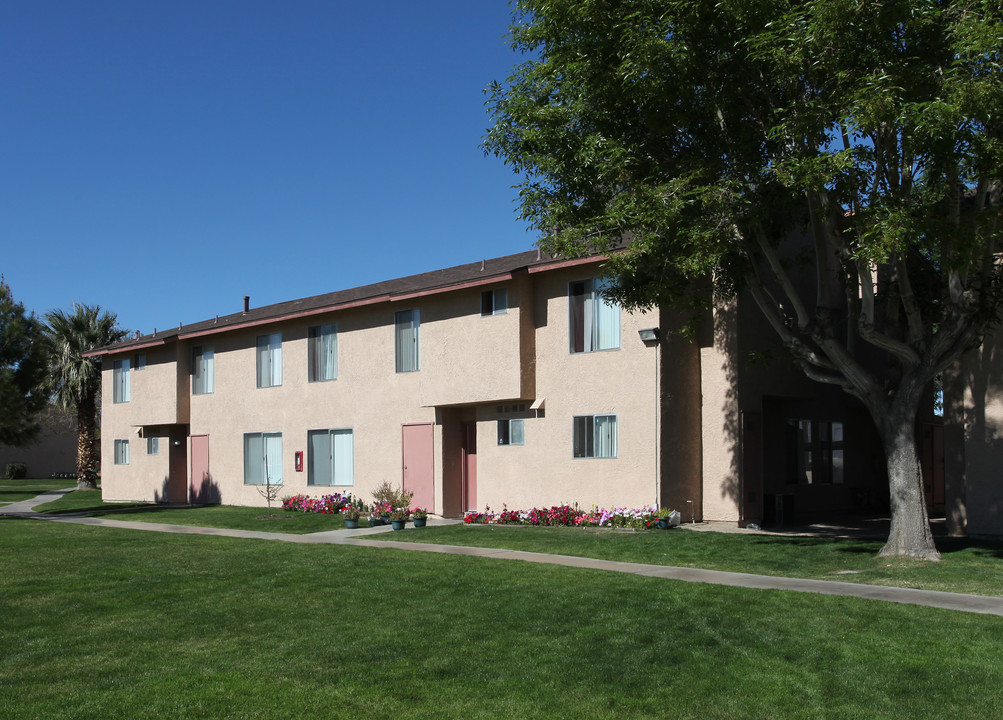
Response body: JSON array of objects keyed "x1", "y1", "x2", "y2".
[
  {"x1": 0, "y1": 477, "x2": 76, "y2": 504},
  {"x1": 373, "y1": 524, "x2": 1003, "y2": 597},
  {"x1": 1, "y1": 517, "x2": 1001, "y2": 720},
  {"x1": 25, "y1": 488, "x2": 1003, "y2": 597}
]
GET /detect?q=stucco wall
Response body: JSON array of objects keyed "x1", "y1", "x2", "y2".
[
  {"x1": 99, "y1": 260, "x2": 670, "y2": 515},
  {"x1": 956, "y1": 335, "x2": 1003, "y2": 536}
]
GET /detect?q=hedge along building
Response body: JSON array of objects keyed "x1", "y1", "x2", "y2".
[{"x1": 88, "y1": 246, "x2": 921, "y2": 526}]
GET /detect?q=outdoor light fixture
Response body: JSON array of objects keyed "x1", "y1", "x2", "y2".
[{"x1": 638, "y1": 327, "x2": 660, "y2": 344}]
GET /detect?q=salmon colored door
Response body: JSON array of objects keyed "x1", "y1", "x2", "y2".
[
  {"x1": 461, "y1": 422, "x2": 477, "y2": 512},
  {"x1": 190, "y1": 434, "x2": 216, "y2": 504},
  {"x1": 402, "y1": 423, "x2": 434, "y2": 510}
]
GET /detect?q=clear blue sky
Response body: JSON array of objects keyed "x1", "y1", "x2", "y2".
[{"x1": 1, "y1": 1, "x2": 534, "y2": 335}]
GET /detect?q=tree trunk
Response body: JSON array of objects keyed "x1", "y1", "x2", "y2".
[
  {"x1": 76, "y1": 394, "x2": 99, "y2": 491},
  {"x1": 876, "y1": 398, "x2": 940, "y2": 560}
]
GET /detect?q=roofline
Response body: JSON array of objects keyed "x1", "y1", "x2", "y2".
[{"x1": 87, "y1": 250, "x2": 608, "y2": 357}]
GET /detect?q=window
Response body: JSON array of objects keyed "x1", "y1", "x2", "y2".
[
  {"x1": 394, "y1": 309, "x2": 420, "y2": 373},
  {"x1": 481, "y1": 288, "x2": 508, "y2": 316},
  {"x1": 569, "y1": 278, "x2": 620, "y2": 353},
  {"x1": 114, "y1": 439, "x2": 130, "y2": 465},
  {"x1": 785, "y1": 419, "x2": 844, "y2": 485},
  {"x1": 573, "y1": 414, "x2": 618, "y2": 458},
  {"x1": 147, "y1": 437, "x2": 159, "y2": 455},
  {"x1": 497, "y1": 418, "x2": 524, "y2": 446},
  {"x1": 134, "y1": 353, "x2": 146, "y2": 370},
  {"x1": 244, "y1": 432, "x2": 283, "y2": 485},
  {"x1": 192, "y1": 346, "x2": 214, "y2": 395},
  {"x1": 308, "y1": 428, "x2": 354, "y2": 486},
  {"x1": 256, "y1": 332, "x2": 282, "y2": 388},
  {"x1": 308, "y1": 323, "x2": 338, "y2": 382},
  {"x1": 113, "y1": 358, "x2": 130, "y2": 403}
]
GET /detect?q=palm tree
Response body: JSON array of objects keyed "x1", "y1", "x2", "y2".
[{"x1": 44, "y1": 305, "x2": 127, "y2": 490}]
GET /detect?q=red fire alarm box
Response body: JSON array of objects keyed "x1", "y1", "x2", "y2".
[{"x1": 294, "y1": 451, "x2": 303, "y2": 472}]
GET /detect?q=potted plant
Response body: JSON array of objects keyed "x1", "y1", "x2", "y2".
[
  {"x1": 342, "y1": 504, "x2": 361, "y2": 530},
  {"x1": 389, "y1": 507, "x2": 410, "y2": 530},
  {"x1": 411, "y1": 507, "x2": 429, "y2": 528},
  {"x1": 656, "y1": 507, "x2": 674, "y2": 530}
]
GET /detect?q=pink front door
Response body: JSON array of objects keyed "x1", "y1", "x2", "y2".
[
  {"x1": 461, "y1": 422, "x2": 477, "y2": 512},
  {"x1": 402, "y1": 423, "x2": 434, "y2": 510},
  {"x1": 189, "y1": 434, "x2": 214, "y2": 504}
]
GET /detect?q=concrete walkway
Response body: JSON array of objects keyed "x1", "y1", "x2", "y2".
[{"x1": 5, "y1": 492, "x2": 1003, "y2": 617}]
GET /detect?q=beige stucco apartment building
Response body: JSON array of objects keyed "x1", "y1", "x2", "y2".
[{"x1": 92, "y1": 246, "x2": 999, "y2": 535}]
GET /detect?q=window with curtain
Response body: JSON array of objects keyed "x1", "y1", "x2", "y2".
[
  {"x1": 243, "y1": 432, "x2": 283, "y2": 485},
  {"x1": 113, "y1": 358, "x2": 131, "y2": 403},
  {"x1": 395, "y1": 309, "x2": 420, "y2": 373},
  {"x1": 569, "y1": 278, "x2": 620, "y2": 353},
  {"x1": 497, "y1": 418, "x2": 525, "y2": 445},
  {"x1": 307, "y1": 428, "x2": 354, "y2": 486},
  {"x1": 481, "y1": 288, "x2": 508, "y2": 316},
  {"x1": 308, "y1": 323, "x2": 338, "y2": 382},
  {"x1": 114, "y1": 439, "x2": 130, "y2": 465},
  {"x1": 573, "y1": 414, "x2": 618, "y2": 458},
  {"x1": 192, "y1": 345, "x2": 214, "y2": 395},
  {"x1": 256, "y1": 333, "x2": 282, "y2": 388}
]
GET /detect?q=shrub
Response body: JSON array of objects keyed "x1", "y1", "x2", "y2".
[
  {"x1": 371, "y1": 480, "x2": 414, "y2": 510},
  {"x1": 5, "y1": 463, "x2": 27, "y2": 480}
]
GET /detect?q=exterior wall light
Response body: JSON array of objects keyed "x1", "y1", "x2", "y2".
[{"x1": 638, "y1": 327, "x2": 660, "y2": 344}]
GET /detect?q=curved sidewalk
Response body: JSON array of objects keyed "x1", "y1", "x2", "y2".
[{"x1": 5, "y1": 493, "x2": 1003, "y2": 617}]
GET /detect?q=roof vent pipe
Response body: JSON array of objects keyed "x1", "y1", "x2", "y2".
[
  {"x1": 134, "y1": 330, "x2": 140, "y2": 340},
  {"x1": 243, "y1": 296, "x2": 250, "y2": 314},
  {"x1": 480, "y1": 259, "x2": 485, "y2": 271},
  {"x1": 536, "y1": 247, "x2": 542, "y2": 261}
]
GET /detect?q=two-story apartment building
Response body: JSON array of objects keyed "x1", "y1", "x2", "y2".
[
  {"x1": 93, "y1": 249, "x2": 716, "y2": 517},
  {"x1": 93, "y1": 245, "x2": 984, "y2": 532}
]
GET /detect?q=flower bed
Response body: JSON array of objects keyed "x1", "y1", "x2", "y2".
[
  {"x1": 281, "y1": 493, "x2": 351, "y2": 514},
  {"x1": 464, "y1": 504, "x2": 666, "y2": 530}
]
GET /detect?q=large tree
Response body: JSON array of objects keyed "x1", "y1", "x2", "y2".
[
  {"x1": 0, "y1": 276, "x2": 47, "y2": 447},
  {"x1": 484, "y1": 0, "x2": 1003, "y2": 559},
  {"x1": 44, "y1": 305, "x2": 127, "y2": 490}
]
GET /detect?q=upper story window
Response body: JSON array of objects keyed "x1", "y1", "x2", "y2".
[
  {"x1": 395, "y1": 309, "x2": 420, "y2": 373},
  {"x1": 308, "y1": 323, "x2": 338, "y2": 382},
  {"x1": 113, "y1": 358, "x2": 130, "y2": 403},
  {"x1": 481, "y1": 288, "x2": 508, "y2": 316},
  {"x1": 256, "y1": 332, "x2": 282, "y2": 388},
  {"x1": 569, "y1": 278, "x2": 620, "y2": 353},
  {"x1": 134, "y1": 353, "x2": 146, "y2": 370},
  {"x1": 573, "y1": 414, "x2": 618, "y2": 458},
  {"x1": 192, "y1": 345, "x2": 214, "y2": 395},
  {"x1": 146, "y1": 437, "x2": 159, "y2": 455}
]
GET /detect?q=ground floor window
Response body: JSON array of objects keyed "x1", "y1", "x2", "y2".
[
  {"x1": 244, "y1": 432, "x2": 283, "y2": 485},
  {"x1": 307, "y1": 428, "x2": 354, "y2": 486},
  {"x1": 114, "y1": 439, "x2": 130, "y2": 465},
  {"x1": 573, "y1": 414, "x2": 617, "y2": 458},
  {"x1": 146, "y1": 437, "x2": 159, "y2": 455},
  {"x1": 497, "y1": 418, "x2": 525, "y2": 446},
  {"x1": 785, "y1": 419, "x2": 844, "y2": 484}
]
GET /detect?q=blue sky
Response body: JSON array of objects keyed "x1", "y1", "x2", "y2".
[{"x1": 1, "y1": 1, "x2": 534, "y2": 335}]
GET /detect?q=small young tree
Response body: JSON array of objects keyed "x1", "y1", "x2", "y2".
[{"x1": 257, "y1": 474, "x2": 283, "y2": 518}]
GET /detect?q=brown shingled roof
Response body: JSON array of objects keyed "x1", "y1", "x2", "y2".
[{"x1": 89, "y1": 247, "x2": 607, "y2": 356}]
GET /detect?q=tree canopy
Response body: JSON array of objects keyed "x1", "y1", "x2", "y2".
[
  {"x1": 44, "y1": 304, "x2": 127, "y2": 490},
  {"x1": 484, "y1": 0, "x2": 1003, "y2": 558},
  {"x1": 0, "y1": 276, "x2": 47, "y2": 447}
]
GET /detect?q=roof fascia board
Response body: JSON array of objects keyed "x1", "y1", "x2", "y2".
[
  {"x1": 527, "y1": 255, "x2": 608, "y2": 273},
  {"x1": 82, "y1": 338, "x2": 169, "y2": 358},
  {"x1": 389, "y1": 272, "x2": 515, "y2": 303}
]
